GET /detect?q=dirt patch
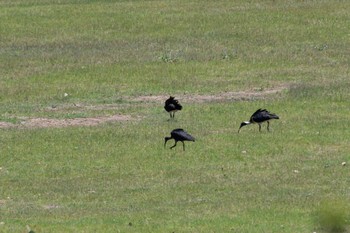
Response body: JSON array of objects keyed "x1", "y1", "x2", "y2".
[
  {"x1": 0, "y1": 114, "x2": 134, "y2": 129},
  {"x1": 46, "y1": 103, "x2": 122, "y2": 112},
  {"x1": 0, "y1": 86, "x2": 286, "y2": 129},
  {"x1": 132, "y1": 86, "x2": 287, "y2": 103},
  {"x1": 0, "y1": 122, "x2": 15, "y2": 128},
  {"x1": 42, "y1": 204, "x2": 60, "y2": 210}
]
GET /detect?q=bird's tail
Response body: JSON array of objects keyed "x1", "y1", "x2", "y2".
[
  {"x1": 175, "y1": 103, "x2": 182, "y2": 110},
  {"x1": 271, "y1": 114, "x2": 279, "y2": 119}
]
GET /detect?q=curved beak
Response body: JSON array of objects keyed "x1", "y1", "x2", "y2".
[
  {"x1": 238, "y1": 122, "x2": 249, "y2": 133},
  {"x1": 164, "y1": 137, "x2": 170, "y2": 148}
]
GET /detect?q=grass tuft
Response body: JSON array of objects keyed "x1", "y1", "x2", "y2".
[{"x1": 315, "y1": 199, "x2": 349, "y2": 233}]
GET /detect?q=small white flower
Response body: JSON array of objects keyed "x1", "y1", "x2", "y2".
[{"x1": 64, "y1": 93, "x2": 69, "y2": 97}]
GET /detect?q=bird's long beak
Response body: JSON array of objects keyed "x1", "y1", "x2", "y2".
[
  {"x1": 164, "y1": 137, "x2": 169, "y2": 148},
  {"x1": 238, "y1": 124, "x2": 244, "y2": 133},
  {"x1": 238, "y1": 122, "x2": 249, "y2": 133}
]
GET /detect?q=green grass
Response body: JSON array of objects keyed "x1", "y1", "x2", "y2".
[
  {"x1": 1, "y1": 0, "x2": 350, "y2": 232},
  {"x1": 315, "y1": 199, "x2": 349, "y2": 233}
]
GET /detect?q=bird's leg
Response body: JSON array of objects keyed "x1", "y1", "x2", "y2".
[
  {"x1": 170, "y1": 141, "x2": 177, "y2": 149},
  {"x1": 258, "y1": 124, "x2": 262, "y2": 132},
  {"x1": 182, "y1": 141, "x2": 185, "y2": 151},
  {"x1": 267, "y1": 121, "x2": 270, "y2": 131}
]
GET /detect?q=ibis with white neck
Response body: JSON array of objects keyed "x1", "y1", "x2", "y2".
[{"x1": 238, "y1": 108, "x2": 279, "y2": 133}]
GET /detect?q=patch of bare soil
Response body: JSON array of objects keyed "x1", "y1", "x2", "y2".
[
  {"x1": 42, "y1": 204, "x2": 60, "y2": 210},
  {"x1": 0, "y1": 86, "x2": 286, "y2": 129},
  {"x1": 0, "y1": 114, "x2": 133, "y2": 129},
  {"x1": 46, "y1": 103, "x2": 122, "y2": 112},
  {"x1": 0, "y1": 122, "x2": 15, "y2": 128},
  {"x1": 0, "y1": 200, "x2": 6, "y2": 206},
  {"x1": 131, "y1": 86, "x2": 287, "y2": 103}
]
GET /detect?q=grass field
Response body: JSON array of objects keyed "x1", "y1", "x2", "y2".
[{"x1": 0, "y1": 0, "x2": 349, "y2": 232}]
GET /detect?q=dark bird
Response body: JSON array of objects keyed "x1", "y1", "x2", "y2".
[
  {"x1": 164, "y1": 96, "x2": 182, "y2": 119},
  {"x1": 238, "y1": 108, "x2": 279, "y2": 133},
  {"x1": 164, "y1": 128, "x2": 195, "y2": 151}
]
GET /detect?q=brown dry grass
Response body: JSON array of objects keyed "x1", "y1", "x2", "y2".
[
  {"x1": 0, "y1": 114, "x2": 133, "y2": 129},
  {"x1": 132, "y1": 85, "x2": 287, "y2": 103},
  {"x1": 0, "y1": 86, "x2": 286, "y2": 129}
]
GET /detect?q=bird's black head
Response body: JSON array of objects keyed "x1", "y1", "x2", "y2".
[{"x1": 238, "y1": 121, "x2": 250, "y2": 133}]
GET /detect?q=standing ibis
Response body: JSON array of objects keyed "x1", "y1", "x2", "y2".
[
  {"x1": 164, "y1": 128, "x2": 195, "y2": 151},
  {"x1": 238, "y1": 108, "x2": 279, "y2": 133},
  {"x1": 164, "y1": 96, "x2": 182, "y2": 119}
]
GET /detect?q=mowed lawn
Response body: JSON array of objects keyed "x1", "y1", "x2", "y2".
[{"x1": 0, "y1": 0, "x2": 349, "y2": 232}]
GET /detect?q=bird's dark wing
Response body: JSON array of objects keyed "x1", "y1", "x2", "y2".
[
  {"x1": 164, "y1": 103, "x2": 176, "y2": 112},
  {"x1": 259, "y1": 109, "x2": 279, "y2": 119},
  {"x1": 174, "y1": 102, "x2": 182, "y2": 110},
  {"x1": 171, "y1": 129, "x2": 195, "y2": 141},
  {"x1": 172, "y1": 128, "x2": 184, "y2": 132},
  {"x1": 250, "y1": 108, "x2": 262, "y2": 121},
  {"x1": 268, "y1": 112, "x2": 279, "y2": 119},
  {"x1": 164, "y1": 96, "x2": 174, "y2": 105},
  {"x1": 165, "y1": 97, "x2": 182, "y2": 111},
  {"x1": 165, "y1": 96, "x2": 174, "y2": 104},
  {"x1": 251, "y1": 109, "x2": 279, "y2": 123}
]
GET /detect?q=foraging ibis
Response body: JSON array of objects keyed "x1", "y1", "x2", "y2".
[
  {"x1": 164, "y1": 128, "x2": 195, "y2": 151},
  {"x1": 238, "y1": 108, "x2": 279, "y2": 133}
]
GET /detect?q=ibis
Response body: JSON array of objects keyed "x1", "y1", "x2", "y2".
[
  {"x1": 238, "y1": 108, "x2": 279, "y2": 133},
  {"x1": 164, "y1": 96, "x2": 182, "y2": 119},
  {"x1": 164, "y1": 128, "x2": 195, "y2": 151}
]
